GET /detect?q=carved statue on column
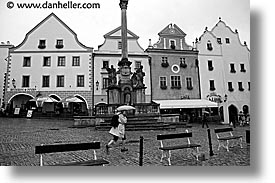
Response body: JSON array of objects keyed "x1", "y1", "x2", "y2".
[{"x1": 107, "y1": 65, "x2": 117, "y2": 86}]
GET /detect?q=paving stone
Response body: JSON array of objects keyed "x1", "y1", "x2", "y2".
[{"x1": 0, "y1": 117, "x2": 250, "y2": 166}]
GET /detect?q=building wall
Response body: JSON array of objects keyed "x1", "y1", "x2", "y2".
[
  {"x1": 93, "y1": 27, "x2": 151, "y2": 106},
  {"x1": 196, "y1": 19, "x2": 250, "y2": 123},
  {"x1": 149, "y1": 50, "x2": 200, "y2": 100},
  {"x1": 147, "y1": 24, "x2": 200, "y2": 101},
  {"x1": 5, "y1": 13, "x2": 94, "y2": 113}
]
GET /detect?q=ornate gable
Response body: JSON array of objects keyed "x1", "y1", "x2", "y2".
[{"x1": 158, "y1": 23, "x2": 186, "y2": 38}]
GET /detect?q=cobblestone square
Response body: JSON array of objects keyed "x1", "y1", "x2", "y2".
[{"x1": 0, "y1": 117, "x2": 250, "y2": 166}]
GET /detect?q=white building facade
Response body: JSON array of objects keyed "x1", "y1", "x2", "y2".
[
  {"x1": 5, "y1": 13, "x2": 93, "y2": 116},
  {"x1": 196, "y1": 18, "x2": 250, "y2": 124},
  {"x1": 93, "y1": 26, "x2": 150, "y2": 106}
]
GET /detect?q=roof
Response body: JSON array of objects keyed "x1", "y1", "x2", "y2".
[{"x1": 153, "y1": 99, "x2": 218, "y2": 109}]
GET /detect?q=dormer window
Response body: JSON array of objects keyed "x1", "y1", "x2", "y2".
[
  {"x1": 217, "y1": 38, "x2": 222, "y2": 44},
  {"x1": 38, "y1": 40, "x2": 46, "y2": 49},
  {"x1": 56, "y1": 39, "x2": 64, "y2": 49},
  {"x1": 225, "y1": 38, "x2": 230, "y2": 44},
  {"x1": 207, "y1": 41, "x2": 213, "y2": 51},
  {"x1": 170, "y1": 40, "x2": 176, "y2": 49}
]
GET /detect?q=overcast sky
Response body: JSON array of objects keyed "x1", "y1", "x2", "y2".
[{"x1": 0, "y1": 0, "x2": 250, "y2": 50}]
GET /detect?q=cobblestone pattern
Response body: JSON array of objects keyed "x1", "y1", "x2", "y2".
[{"x1": 0, "y1": 117, "x2": 250, "y2": 166}]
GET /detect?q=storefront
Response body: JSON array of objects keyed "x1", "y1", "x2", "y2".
[{"x1": 153, "y1": 99, "x2": 218, "y2": 123}]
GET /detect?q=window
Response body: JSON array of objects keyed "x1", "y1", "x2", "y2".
[
  {"x1": 208, "y1": 60, "x2": 214, "y2": 71},
  {"x1": 248, "y1": 82, "x2": 250, "y2": 91},
  {"x1": 57, "y1": 56, "x2": 66, "y2": 66},
  {"x1": 102, "y1": 60, "x2": 109, "y2": 69},
  {"x1": 170, "y1": 40, "x2": 176, "y2": 49},
  {"x1": 209, "y1": 80, "x2": 215, "y2": 91},
  {"x1": 23, "y1": 57, "x2": 31, "y2": 67},
  {"x1": 238, "y1": 82, "x2": 244, "y2": 91},
  {"x1": 22, "y1": 75, "x2": 30, "y2": 87},
  {"x1": 171, "y1": 76, "x2": 181, "y2": 89},
  {"x1": 217, "y1": 38, "x2": 222, "y2": 44},
  {"x1": 161, "y1": 57, "x2": 169, "y2": 67},
  {"x1": 56, "y1": 39, "x2": 64, "y2": 49},
  {"x1": 186, "y1": 77, "x2": 193, "y2": 90},
  {"x1": 38, "y1": 40, "x2": 46, "y2": 49},
  {"x1": 160, "y1": 76, "x2": 167, "y2": 89},
  {"x1": 43, "y1": 57, "x2": 51, "y2": 66},
  {"x1": 230, "y1": 63, "x2": 236, "y2": 73},
  {"x1": 240, "y1": 64, "x2": 246, "y2": 72},
  {"x1": 118, "y1": 41, "x2": 122, "y2": 49},
  {"x1": 135, "y1": 61, "x2": 141, "y2": 69},
  {"x1": 207, "y1": 41, "x2": 213, "y2": 51},
  {"x1": 77, "y1": 75, "x2": 84, "y2": 87},
  {"x1": 180, "y1": 58, "x2": 187, "y2": 68},
  {"x1": 225, "y1": 38, "x2": 230, "y2": 44},
  {"x1": 103, "y1": 78, "x2": 109, "y2": 89},
  {"x1": 56, "y1": 75, "x2": 64, "y2": 87},
  {"x1": 42, "y1": 76, "x2": 50, "y2": 87},
  {"x1": 228, "y1": 82, "x2": 234, "y2": 91},
  {"x1": 72, "y1": 56, "x2": 80, "y2": 66}
]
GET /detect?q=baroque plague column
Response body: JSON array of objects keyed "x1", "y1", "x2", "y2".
[{"x1": 107, "y1": 0, "x2": 146, "y2": 105}]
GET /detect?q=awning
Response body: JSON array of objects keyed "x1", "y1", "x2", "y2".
[{"x1": 153, "y1": 99, "x2": 218, "y2": 109}]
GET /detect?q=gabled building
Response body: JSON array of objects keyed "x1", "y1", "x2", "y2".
[
  {"x1": 5, "y1": 13, "x2": 93, "y2": 116},
  {"x1": 93, "y1": 26, "x2": 150, "y2": 107},
  {"x1": 196, "y1": 18, "x2": 250, "y2": 124},
  {"x1": 146, "y1": 24, "x2": 217, "y2": 122}
]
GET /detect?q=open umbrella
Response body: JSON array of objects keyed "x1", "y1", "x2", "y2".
[
  {"x1": 202, "y1": 110, "x2": 210, "y2": 114},
  {"x1": 62, "y1": 96, "x2": 84, "y2": 103},
  {"x1": 116, "y1": 105, "x2": 135, "y2": 111}
]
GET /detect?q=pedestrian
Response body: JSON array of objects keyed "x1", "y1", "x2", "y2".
[
  {"x1": 229, "y1": 113, "x2": 236, "y2": 128},
  {"x1": 106, "y1": 110, "x2": 128, "y2": 154},
  {"x1": 202, "y1": 112, "x2": 209, "y2": 128}
]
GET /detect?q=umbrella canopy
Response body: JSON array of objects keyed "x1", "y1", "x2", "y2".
[
  {"x1": 29, "y1": 96, "x2": 58, "y2": 107},
  {"x1": 62, "y1": 96, "x2": 84, "y2": 103},
  {"x1": 116, "y1": 105, "x2": 136, "y2": 111},
  {"x1": 202, "y1": 110, "x2": 210, "y2": 114}
]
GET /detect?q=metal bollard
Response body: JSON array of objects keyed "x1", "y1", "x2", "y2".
[
  {"x1": 246, "y1": 130, "x2": 250, "y2": 144},
  {"x1": 139, "y1": 136, "x2": 144, "y2": 166},
  {"x1": 207, "y1": 129, "x2": 214, "y2": 156}
]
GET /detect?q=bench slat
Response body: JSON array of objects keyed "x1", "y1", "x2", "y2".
[
  {"x1": 218, "y1": 136, "x2": 242, "y2": 141},
  {"x1": 35, "y1": 142, "x2": 100, "y2": 154},
  {"x1": 157, "y1": 132, "x2": 192, "y2": 140},
  {"x1": 159, "y1": 144, "x2": 201, "y2": 151},
  {"x1": 54, "y1": 159, "x2": 109, "y2": 166},
  {"x1": 214, "y1": 127, "x2": 233, "y2": 133}
]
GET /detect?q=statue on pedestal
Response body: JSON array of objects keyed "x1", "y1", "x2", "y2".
[
  {"x1": 107, "y1": 65, "x2": 117, "y2": 86},
  {"x1": 132, "y1": 65, "x2": 145, "y2": 88}
]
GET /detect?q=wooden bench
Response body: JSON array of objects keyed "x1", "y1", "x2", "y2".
[
  {"x1": 35, "y1": 142, "x2": 109, "y2": 166},
  {"x1": 214, "y1": 127, "x2": 243, "y2": 152},
  {"x1": 157, "y1": 130, "x2": 201, "y2": 166}
]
